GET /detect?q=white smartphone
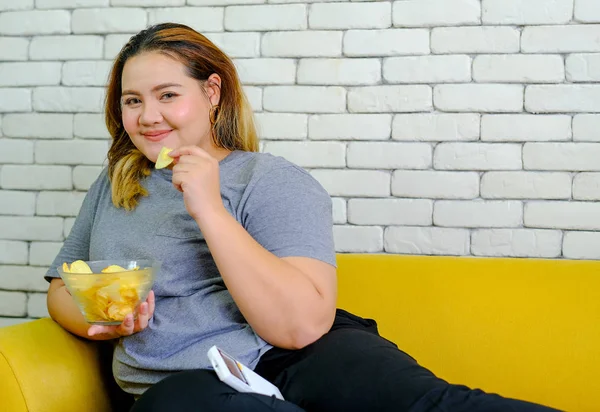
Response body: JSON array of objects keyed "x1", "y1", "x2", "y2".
[{"x1": 207, "y1": 345, "x2": 284, "y2": 400}]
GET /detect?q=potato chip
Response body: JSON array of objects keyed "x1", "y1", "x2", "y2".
[
  {"x1": 69, "y1": 260, "x2": 93, "y2": 274},
  {"x1": 101, "y1": 264, "x2": 127, "y2": 273},
  {"x1": 155, "y1": 147, "x2": 174, "y2": 169}
]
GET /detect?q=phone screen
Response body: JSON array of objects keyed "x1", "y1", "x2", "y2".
[{"x1": 218, "y1": 348, "x2": 249, "y2": 384}]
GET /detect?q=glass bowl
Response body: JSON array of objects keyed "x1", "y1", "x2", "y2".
[{"x1": 57, "y1": 259, "x2": 158, "y2": 325}]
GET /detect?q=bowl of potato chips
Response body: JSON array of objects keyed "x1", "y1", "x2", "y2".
[{"x1": 58, "y1": 260, "x2": 158, "y2": 325}]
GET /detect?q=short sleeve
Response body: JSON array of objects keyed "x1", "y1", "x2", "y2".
[
  {"x1": 44, "y1": 172, "x2": 105, "y2": 282},
  {"x1": 241, "y1": 165, "x2": 336, "y2": 267}
]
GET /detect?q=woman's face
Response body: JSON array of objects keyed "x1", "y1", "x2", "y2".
[{"x1": 120, "y1": 51, "x2": 221, "y2": 163}]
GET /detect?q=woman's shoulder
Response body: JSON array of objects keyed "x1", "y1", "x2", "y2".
[{"x1": 225, "y1": 150, "x2": 311, "y2": 180}]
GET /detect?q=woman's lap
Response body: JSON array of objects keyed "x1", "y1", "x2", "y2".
[{"x1": 130, "y1": 309, "x2": 560, "y2": 412}]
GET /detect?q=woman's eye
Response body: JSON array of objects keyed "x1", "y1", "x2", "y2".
[
  {"x1": 161, "y1": 92, "x2": 177, "y2": 100},
  {"x1": 123, "y1": 98, "x2": 141, "y2": 106}
]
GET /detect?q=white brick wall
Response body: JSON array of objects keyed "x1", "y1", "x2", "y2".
[{"x1": 1, "y1": 0, "x2": 600, "y2": 324}]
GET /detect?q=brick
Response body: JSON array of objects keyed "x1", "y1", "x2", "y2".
[
  {"x1": 0, "y1": 191, "x2": 36, "y2": 216},
  {"x1": 27, "y1": 292, "x2": 49, "y2": 318},
  {"x1": 472, "y1": 229, "x2": 562, "y2": 258},
  {"x1": 0, "y1": 88, "x2": 31, "y2": 112},
  {"x1": 29, "y1": 242, "x2": 62, "y2": 267},
  {"x1": 0, "y1": 0, "x2": 33, "y2": 10},
  {"x1": 33, "y1": 87, "x2": 105, "y2": 113},
  {"x1": 0, "y1": 217, "x2": 64, "y2": 241},
  {"x1": 2, "y1": 114, "x2": 73, "y2": 139},
  {"x1": 262, "y1": 142, "x2": 345, "y2": 168},
  {"x1": 113, "y1": 0, "x2": 183, "y2": 5},
  {"x1": 0, "y1": 165, "x2": 72, "y2": 190},
  {"x1": 573, "y1": 115, "x2": 600, "y2": 142},
  {"x1": 244, "y1": 86, "x2": 262, "y2": 112},
  {"x1": 563, "y1": 232, "x2": 600, "y2": 259},
  {"x1": 331, "y1": 198, "x2": 346, "y2": 224},
  {"x1": 225, "y1": 5, "x2": 306, "y2": 31},
  {"x1": 482, "y1": 0, "x2": 573, "y2": 24},
  {"x1": 347, "y1": 142, "x2": 431, "y2": 169},
  {"x1": 481, "y1": 172, "x2": 571, "y2": 199},
  {"x1": 522, "y1": 25, "x2": 600, "y2": 53},
  {"x1": 0, "y1": 318, "x2": 33, "y2": 327},
  {"x1": 309, "y1": 2, "x2": 391, "y2": 29},
  {"x1": 36, "y1": 0, "x2": 108, "y2": 7},
  {"x1": 0, "y1": 241, "x2": 28, "y2": 265},
  {"x1": 309, "y1": 114, "x2": 391, "y2": 140},
  {"x1": 526, "y1": 85, "x2": 600, "y2": 113},
  {"x1": 392, "y1": 171, "x2": 479, "y2": 199},
  {"x1": 384, "y1": 55, "x2": 471, "y2": 84},
  {"x1": 74, "y1": 114, "x2": 110, "y2": 139},
  {"x1": 348, "y1": 198, "x2": 432, "y2": 226},
  {"x1": 575, "y1": 0, "x2": 600, "y2": 22},
  {"x1": 298, "y1": 58, "x2": 380, "y2": 86},
  {"x1": 104, "y1": 34, "x2": 134, "y2": 60},
  {"x1": 566, "y1": 53, "x2": 600, "y2": 82},
  {"x1": 206, "y1": 32, "x2": 260, "y2": 58},
  {"x1": 189, "y1": 0, "x2": 262, "y2": 4},
  {"x1": 393, "y1": 0, "x2": 480, "y2": 27},
  {"x1": 482, "y1": 115, "x2": 571, "y2": 142},
  {"x1": 348, "y1": 86, "x2": 432, "y2": 113},
  {"x1": 72, "y1": 8, "x2": 147, "y2": 34},
  {"x1": 525, "y1": 201, "x2": 600, "y2": 230},
  {"x1": 148, "y1": 7, "x2": 223, "y2": 32},
  {"x1": 234, "y1": 59, "x2": 296, "y2": 85},
  {"x1": 344, "y1": 29, "x2": 429, "y2": 57},
  {"x1": 0, "y1": 291, "x2": 27, "y2": 317},
  {"x1": 0, "y1": 10, "x2": 69, "y2": 35},
  {"x1": 35, "y1": 140, "x2": 108, "y2": 165},
  {"x1": 384, "y1": 226, "x2": 470, "y2": 256},
  {"x1": 392, "y1": 114, "x2": 479, "y2": 142},
  {"x1": 30, "y1": 36, "x2": 104, "y2": 60},
  {"x1": 524, "y1": 143, "x2": 600, "y2": 171},
  {"x1": 255, "y1": 113, "x2": 307, "y2": 140},
  {"x1": 64, "y1": 218, "x2": 75, "y2": 238},
  {"x1": 333, "y1": 225, "x2": 383, "y2": 253},
  {"x1": 473, "y1": 55, "x2": 564, "y2": 83},
  {"x1": 0, "y1": 266, "x2": 48, "y2": 292},
  {"x1": 434, "y1": 143, "x2": 522, "y2": 171},
  {"x1": 263, "y1": 86, "x2": 346, "y2": 113},
  {"x1": 435, "y1": 200, "x2": 523, "y2": 228},
  {"x1": 431, "y1": 26, "x2": 520, "y2": 54},
  {"x1": 434, "y1": 84, "x2": 523, "y2": 112},
  {"x1": 310, "y1": 170, "x2": 390, "y2": 197},
  {"x1": 0, "y1": 139, "x2": 34, "y2": 164},
  {"x1": 62, "y1": 61, "x2": 112, "y2": 87},
  {"x1": 36, "y1": 191, "x2": 86, "y2": 217},
  {"x1": 262, "y1": 31, "x2": 342, "y2": 57},
  {"x1": 573, "y1": 173, "x2": 600, "y2": 200},
  {"x1": 0, "y1": 37, "x2": 29, "y2": 61},
  {"x1": 73, "y1": 166, "x2": 102, "y2": 191}
]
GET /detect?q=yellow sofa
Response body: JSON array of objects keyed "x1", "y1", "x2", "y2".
[{"x1": 1, "y1": 254, "x2": 599, "y2": 412}]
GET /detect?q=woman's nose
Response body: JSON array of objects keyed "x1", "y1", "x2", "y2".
[{"x1": 139, "y1": 102, "x2": 163, "y2": 125}]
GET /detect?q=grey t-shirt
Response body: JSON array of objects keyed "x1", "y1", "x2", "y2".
[{"x1": 45, "y1": 150, "x2": 336, "y2": 396}]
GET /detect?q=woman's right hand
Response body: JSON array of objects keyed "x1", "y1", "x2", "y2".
[{"x1": 87, "y1": 290, "x2": 155, "y2": 339}]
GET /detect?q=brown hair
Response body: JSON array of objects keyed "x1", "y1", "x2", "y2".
[{"x1": 105, "y1": 23, "x2": 259, "y2": 210}]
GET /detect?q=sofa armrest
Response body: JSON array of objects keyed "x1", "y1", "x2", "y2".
[{"x1": 0, "y1": 318, "x2": 114, "y2": 412}]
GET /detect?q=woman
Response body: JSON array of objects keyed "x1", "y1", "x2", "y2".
[{"x1": 45, "y1": 23, "x2": 558, "y2": 412}]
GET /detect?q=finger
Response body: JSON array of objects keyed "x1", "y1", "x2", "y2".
[
  {"x1": 147, "y1": 290, "x2": 156, "y2": 317},
  {"x1": 169, "y1": 146, "x2": 212, "y2": 160},
  {"x1": 88, "y1": 325, "x2": 115, "y2": 337},
  {"x1": 136, "y1": 302, "x2": 149, "y2": 331},
  {"x1": 173, "y1": 154, "x2": 205, "y2": 165},
  {"x1": 117, "y1": 314, "x2": 135, "y2": 336}
]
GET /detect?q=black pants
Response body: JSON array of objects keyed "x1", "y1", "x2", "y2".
[{"x1": 131, "y1": 310, "x2": 561, "y2": 412}]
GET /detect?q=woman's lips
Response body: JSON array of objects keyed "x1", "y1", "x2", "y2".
[{"x1": 142, "y1": 130, "x2": 172, "y2": 142}]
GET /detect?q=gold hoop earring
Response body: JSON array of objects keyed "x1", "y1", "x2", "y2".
[{"x1": 209, "y1": 105, "x2": 220, "y2": 126}]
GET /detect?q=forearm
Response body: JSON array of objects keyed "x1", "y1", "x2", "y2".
[
  {"x1": 47, "y1": 280, "x2": 113, "y2": 341},
  {"x1": 198, "y1": 209, "x2": 335, "y2": 349}
]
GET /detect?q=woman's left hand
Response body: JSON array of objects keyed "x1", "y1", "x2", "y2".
[{"x1": 169, "y1": 146, "x2": 224, "y2": 222}]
